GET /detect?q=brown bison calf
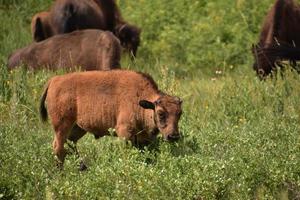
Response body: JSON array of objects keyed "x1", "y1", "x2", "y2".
[
  {"x1": 31, "y1": 0, "x2": 141, "y2": 58},
  {"x1": 40, "y1": 70, "x2": 183, "y2": 168},
  {"x1": 8, "y1": 29, "x2": 121, "y2": 70},
  {"x1": 253, "y1": 0, "x2": 300, "y2": 77}
]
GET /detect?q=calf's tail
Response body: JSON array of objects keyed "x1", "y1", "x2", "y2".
[{"x1": 40, "y1": 81, "x2": 50, "y2": 122}]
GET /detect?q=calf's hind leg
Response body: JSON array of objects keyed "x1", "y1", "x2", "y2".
[
  {"x1": 52, "y1": 120, "x2": 74, "y2": 169},
  {"x1": 67, "y1": 124, "x2": 87, "y2": 170},
  {"x1": 52, "y1": 131, "x2": 68, "y2": 169}
]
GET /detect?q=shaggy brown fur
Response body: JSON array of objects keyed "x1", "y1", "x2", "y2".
[
  {"x1": 50, "y1": 0, "x2": 106, "y2": 34},
  {"x1": 40, "y1": 70, "x2": 183, "y2": 168},
  {"x1": 31, "y1": 0, "x2": 141, "y2": 58},
  {"x1": 8, "y1": 29, "x2": 121, "y2": 70},
  {"x1": 253, "y1": 0, "x2": 300, "y2": 77}
]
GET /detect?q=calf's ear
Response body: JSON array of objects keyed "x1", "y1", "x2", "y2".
[{"x1": 139, "y1": 100, "x2": 155, "y2": 110}]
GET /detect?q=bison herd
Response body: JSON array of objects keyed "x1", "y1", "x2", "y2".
[{"x1": 6, "y1": 0, "x2": 300, "y2": 169}]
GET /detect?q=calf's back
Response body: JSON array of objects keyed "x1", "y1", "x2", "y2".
[{"x1": 46, "y1": 70, "x2": 159, "y2": 135}]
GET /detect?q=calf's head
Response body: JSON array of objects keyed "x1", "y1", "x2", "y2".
[
  {"x1": 115, "y1": 23, "x2": 141, "y2": 59},
  {"x1": 139, "y1": 95, "x2": 183, "y2": 142}
]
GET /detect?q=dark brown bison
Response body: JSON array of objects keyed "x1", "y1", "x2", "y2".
[
  {"x1": 252, "y1": 0, "x2": 300, "y2": 77},
  {"x1": 31, "y1": 0, "x2": 141, "y2": 58},
  {"x1": 40, "y1": 70, "x2": 183, "y2": 168},
  {"x1": 8, "y1": 29, "x2": 121, "y2": 70}
]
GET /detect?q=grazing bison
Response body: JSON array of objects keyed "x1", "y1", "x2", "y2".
[
  {"x1": 8, "y1": 29, "x2": 121, "y2": 70},
  {"x1": 31, "y1": 0, "x2": 141, "y2": 58},
  {"x1": 252, "y1": 0, "x2": 300, "y2": 77},
  {"x1": 40, "y1": 70, "x2": 183, "y2": 168}
]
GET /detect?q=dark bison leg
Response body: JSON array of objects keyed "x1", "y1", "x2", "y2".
[{"x1": 67, "y1": 124, "x2": 87, "y2": 171}]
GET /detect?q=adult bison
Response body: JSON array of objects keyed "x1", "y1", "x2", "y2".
[
  {"x1": 31, "y1": 0, "x2": 141, "y2": 58},
  {"x1": 40, "y1": 70, "x2": 183, "y2": 169},
  {"x1": 252, "y1": 0, "x2": 300, "y2": 77},
  {"x1": 8, "y1": 30, "x2": 121, "y2": 70}
]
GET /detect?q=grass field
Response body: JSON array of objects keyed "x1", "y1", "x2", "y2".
[{"x1": 1, "y1": 0, "x2": 300, "y2": 199}]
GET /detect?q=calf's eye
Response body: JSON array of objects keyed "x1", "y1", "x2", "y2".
[{"x1": 158, "y1": 112, "x2": 166, "y2": 120}]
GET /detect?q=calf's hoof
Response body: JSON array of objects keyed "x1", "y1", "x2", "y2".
[
  {"x1": 79, "y1": 161, "x2": 88, "y2": 171},
  {"x1": 56, "y1": 161, "x2": 64, "y2": 170}
]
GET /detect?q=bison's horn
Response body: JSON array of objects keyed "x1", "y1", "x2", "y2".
[{"x1": 117, "y1": 24, "x2": 127, "y2": 33}]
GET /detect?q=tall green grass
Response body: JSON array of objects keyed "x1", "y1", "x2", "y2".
[{"x1": 1, "y1": 0, "x2": 300, "y2": 199}]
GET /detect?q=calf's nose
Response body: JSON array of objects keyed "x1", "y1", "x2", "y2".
[{"x1": 167, "y1": 134, "x2": 180, "y2": 141}]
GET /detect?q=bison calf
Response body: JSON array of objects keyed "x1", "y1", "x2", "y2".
[
  {"x1": 40, "y1": 70, "x2": 183, "y2": 168},
  {"x1": 8, "y1": 29, "x2": 121, "y2": 71}
]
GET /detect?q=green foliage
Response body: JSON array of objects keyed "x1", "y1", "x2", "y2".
[
  {"x1": 1, "y1": 0, "x2": 300, "y2": 199},
  {"x1": 120, "y1": 0, "x2": 274, "y2": 75}
]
